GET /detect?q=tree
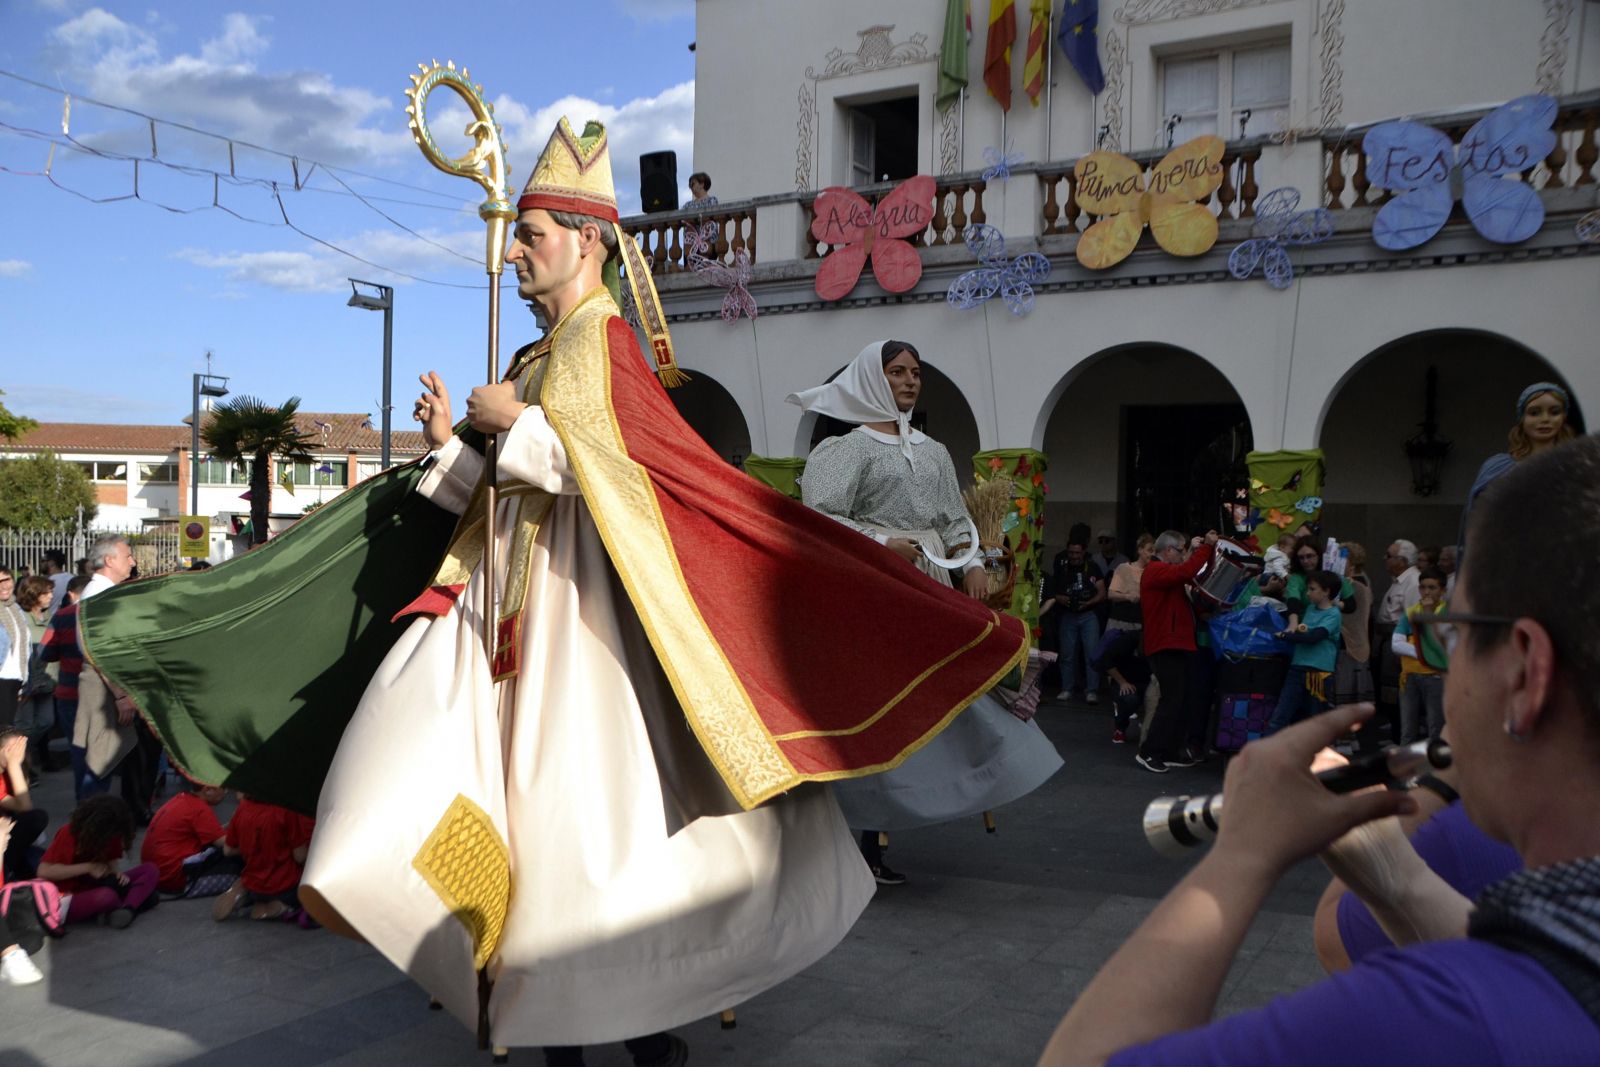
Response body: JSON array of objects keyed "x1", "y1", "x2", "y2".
[
  {"x1": 202, "y1": 395, "x2": 317, "y2": 545},
  {"x1": 0, "y1": 390, "x2": 39, "y2": 443},
  {"x1": 0, "y1": 451, "x2": 97, "y2": 530}
]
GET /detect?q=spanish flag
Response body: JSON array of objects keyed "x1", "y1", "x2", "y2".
[
  {"x1": 1024, "y1": 0, "x2": 1050, "y2": 107},
  {"x1": 984, "y1": 0, "x2": 1016, "y2": 112}
]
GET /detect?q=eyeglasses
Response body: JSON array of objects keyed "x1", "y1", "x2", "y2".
[{"x1": 1410, "y1": 612, "x2": 1518, "y2": 657}]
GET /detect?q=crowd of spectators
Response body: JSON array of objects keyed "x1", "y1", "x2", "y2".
[{"x1": 0, "y1": 536, "x2": 318, "y2": 987}]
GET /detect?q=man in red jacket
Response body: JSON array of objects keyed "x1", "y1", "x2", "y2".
[{"x1": 1136, "y1": 530, "x2": 1217, "y2": 772}]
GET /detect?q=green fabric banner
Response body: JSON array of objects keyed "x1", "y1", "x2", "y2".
[
  {"x1": 973, "y1": 448, "x2": 1048, "y2": 640},
  {"x1": 78, "y1": 455, "x2": 461, "y2": 815},
  {"x1": 1246, "y1": 448, "x2": 1326, "y2": 540},
  {"x1": 743, "y1": 454, "x2": 807, "y2": 499}
]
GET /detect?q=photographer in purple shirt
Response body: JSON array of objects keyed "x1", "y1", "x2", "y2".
[{"x1": 1039, "y1": 435, "x2": 1600, "y2": 1067}]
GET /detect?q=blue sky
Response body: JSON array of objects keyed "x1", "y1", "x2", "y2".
[{"x1": 0, "y1": 0, "x2": 697, "y2": 426}]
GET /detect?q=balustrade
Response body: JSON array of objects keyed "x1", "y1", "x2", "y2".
[
  {"x1": 620, "y1": 204, "x2": 758, "y2": 275},
  {"x1": 802, "y1": 177, "x2": 987, "y2": 258},
  {"x1": 1321, "y1": 95, "x2": 1600, "y2": 210},
  {"x1": 1037, "y1": 142, "x2": 1264, "y2": 236}
]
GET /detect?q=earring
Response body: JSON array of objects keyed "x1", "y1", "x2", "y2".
[{"x1": 1504, "y1": 719, "x2": 1528, "y2": 742}]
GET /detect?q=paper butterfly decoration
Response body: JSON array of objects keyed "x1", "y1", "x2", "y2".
[
  {"x1": 1362, "y1": 94, "x2": 1557, "y2": 251},
  {"x1": 811, "y1": 175, "x2": 936, "y2": 300},
  {"x1": 983, "y1": 143, "x2": 1025, "y2": 183},
  {"x1": 683, "y1": 224, "x2": 757, "y2": 321},
  {"x1": 947, "y1": 224, "x2": 1052, "y2": 316},
  {"x1": 1228, "y1": 188, "x2": 1334, "y2": 290},
  {"x1": 1073, "y1": 135, "x2": 1225, "y2": 270},
  {"x1": 1265, "y1": 507, "x2": 1295, "y2": 529}
]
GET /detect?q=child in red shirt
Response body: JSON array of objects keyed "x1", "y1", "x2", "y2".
[
  {"x1": 36, "y1": 795, "x2": 159, "y2": 927},
  {"x1": 140, "y1": 780, "x2": 240, "y2": 897},
  {"x1": 213, "y1": 795, "x2": 315, "y2": 922}
]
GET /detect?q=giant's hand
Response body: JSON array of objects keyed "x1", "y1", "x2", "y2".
[
  {"x1": 414, "y1": 372, "x2": 454, "y2": 450},
  {"x1": 467, "y1": 381, "x2": 528, "y2": 435},
  {"x1": 1210, "y1": 703, "x2": 1415, "y2": 879},
  {"x1": 884, "y1": 538, "x2": 922, "y2": 564},
  {"x1": 962, "y1": 567, "x2": 989, "y2": 600}
]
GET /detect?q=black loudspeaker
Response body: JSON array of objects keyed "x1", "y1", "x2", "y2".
[{"x1": 640, "y1": 151, "x2": 678, "y2": 213}]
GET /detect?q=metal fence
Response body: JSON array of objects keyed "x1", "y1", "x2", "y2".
[{"x1": 0, "y1": 525, "x2": 183, "y2": 578}]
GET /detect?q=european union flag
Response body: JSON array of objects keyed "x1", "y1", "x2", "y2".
[{"x1": 1058, "y1": 0, "x2": 1105, "y2": 95}]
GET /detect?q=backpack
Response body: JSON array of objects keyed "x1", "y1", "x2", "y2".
[{"x1": 1, "y1": 879, "x2": 67, "y2": 953}]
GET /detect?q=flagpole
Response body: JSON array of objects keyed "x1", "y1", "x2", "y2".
[
  {"x1": 959, "y1": 87, "x2": 967, "y2": 171},
  {"x1": 1044, "y1": 6, "x2": 1055, "y2": 163}
]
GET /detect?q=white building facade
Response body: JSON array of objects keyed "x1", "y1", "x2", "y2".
[{"x1": 623, "y1": 0, "x2": 1598, "y2": 559}]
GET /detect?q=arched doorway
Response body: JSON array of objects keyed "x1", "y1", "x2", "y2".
[
  {"x1": 795, "y1": 358, "x2": 981, "y2": 484},
  {"x1": 1039, "y1": 344, "x2": 1253, "y2": 553},
  {"x1": 1318, "y1": 329, "x2": 1582, "y2": 557},
  {"x1": 666, "y1": 372, "x2": 753, "y2": 466}
]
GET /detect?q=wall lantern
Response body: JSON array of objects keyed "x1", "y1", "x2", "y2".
[{"x1": 1403, "y1": 365, "x2": 1452, "y2": 497}]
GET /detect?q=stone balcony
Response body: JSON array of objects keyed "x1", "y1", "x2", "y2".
[{"x1": 622, "y1": 90, "x2": 1600, "y2": 322}]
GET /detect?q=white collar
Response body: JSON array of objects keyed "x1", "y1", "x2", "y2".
[{"x1": 854, "y1": 425, "x2": 927, "y2": 446}]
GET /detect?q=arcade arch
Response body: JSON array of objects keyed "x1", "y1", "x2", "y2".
[
  {"x1": 1317, "y1": 329, "x2": 1582, "y2": 557},
  {"x1": 1038, "y1": 344, "x2": 1253, "y2": 553},
  {"x1": 665, "y1": 371, "x2": 753, "y2": 466}
]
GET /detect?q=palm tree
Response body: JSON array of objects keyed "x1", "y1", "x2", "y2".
[{"x1": 202, "y1": 395, "x2": 317, "y2": 545}]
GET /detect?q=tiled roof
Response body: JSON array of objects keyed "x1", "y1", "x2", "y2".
[{"x1": 3, "y1": 412, "x2": 427, "y2": 455}]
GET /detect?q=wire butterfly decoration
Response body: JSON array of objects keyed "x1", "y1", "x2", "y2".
[
  {"x1": 685, "y1": 222, "x2": 757, "y2": 322},
  {"x1": 1576, "y1": 209, "x2": 1600, "y2": 243},
  {"x1": 982, "y1": 143, "x2": 1025, "y2": 183},
  {"x1": 1227, "y1": 188, "x2": 1334, "y2": 290},
  {"x1": 1362, "y1": 94, "x2": 1557, "y2": 250},
  {"x1": 946, "y1": 224, "x2": 1051, "y2": 317}
]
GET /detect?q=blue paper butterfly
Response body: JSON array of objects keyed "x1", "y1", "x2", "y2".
[
  {"x1": 1362, "y1": 94, "x2": 1557, "y2": 250},
  {"x1": 946, "y1": 224, "x2": 1051, "y2": 317},
  {"x1": 982, "y1": 143, "x2": 1025, "y2": 183},
  {"x1": 1293, "y1": 496, "x2": 1323, "y2": 515},
  {"x1": 1228, "y1": 188, "x2": 1334, "y2": 290}
]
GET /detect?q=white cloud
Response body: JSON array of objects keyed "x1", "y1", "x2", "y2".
[
  {"x1": 0, "y1": 260, "x2": 33, "y2": 278},
  {"x1": 44, "y1": 9, "x2": 409, "y2": 167},
  {"x1": 174, "y1": 225, "x2": 486, "y2": 294},
  {"x1": 435, "y1": 80, "x2": 696, "y2": 216}
]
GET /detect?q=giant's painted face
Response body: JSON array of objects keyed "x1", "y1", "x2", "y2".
[
  {"x1": 505, "y1": 208, "x2": 586, "y2": 305},
  {"x1": 1520, "y1": 391, "x2": 1567, "y2": 447},
  {"x1": 883, "y1": 349, "x2": 922, "y2": 413}
]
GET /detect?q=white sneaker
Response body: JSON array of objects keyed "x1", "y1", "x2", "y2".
[{"x1": 1, "y1": 948, "x2": 43, "y2": 986}]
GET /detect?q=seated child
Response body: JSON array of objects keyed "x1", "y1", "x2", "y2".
[
  {"x1": 140, "y1": 779, "x2": 241, "y2": 898},
  {"x1": 1267, "y1": 569, "x2": 1343, "y2": 733},
  {"x1": 1392, "y1": 567, "x2": 1449, "y2": 744},
  {"x1": 213, "y1": 794, "x2": 315, "y2": 923},
  {"x1": 0, "y1": 817, "x2": 44, "y2": 986},
  {"x1": 35, "y1": 795, "x2": 159, "y2": 928},
  {"x1": 1, "y1": 728, "x2": 48, "y2": 883}
]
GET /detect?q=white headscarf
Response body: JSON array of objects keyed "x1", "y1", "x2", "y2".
[{"x1": 787, "y1": 339, "x2": 918, "y2": 466}]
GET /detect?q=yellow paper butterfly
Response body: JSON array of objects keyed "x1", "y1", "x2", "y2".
[{"x1": 1072, "y1": 136, "x2": 1226, "y2": 270}]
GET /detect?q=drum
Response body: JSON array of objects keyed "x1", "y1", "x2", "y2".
[{"x1": 1191, "y1": 538, "x2": 1264, "y2": 607}]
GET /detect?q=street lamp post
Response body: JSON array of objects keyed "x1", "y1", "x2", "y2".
[
  {"x1": 191, "y1": 370, "x2": 230, "y2": 517},
  {"x1": 347, "y1": 278, "x2": 395, "y2": 468}
]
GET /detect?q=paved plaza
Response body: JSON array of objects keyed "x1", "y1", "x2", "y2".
[{"x1": 3, "y1": 700, "x2": 1333, "y2": 1066}]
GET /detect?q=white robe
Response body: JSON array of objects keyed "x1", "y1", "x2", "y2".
[{"x1": 302, "y1": 397, "x2": 873, "y2": 1047}]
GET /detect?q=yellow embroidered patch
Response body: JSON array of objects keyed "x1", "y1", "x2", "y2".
[{"x1": 412, "y1": 794, "x2": 511, "y2": 970}]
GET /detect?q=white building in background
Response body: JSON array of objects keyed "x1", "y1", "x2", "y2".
[
  {"x1": 621, "y1": 0, "x2": 1598, "y2": 564},
  {"x1": 2, "y1": 414, "x2": 425, "y2": 559}
]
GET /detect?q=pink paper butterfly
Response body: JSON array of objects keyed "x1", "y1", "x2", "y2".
[{"x1": 810, "y1": 175, "x2": 936, "y2": 300}]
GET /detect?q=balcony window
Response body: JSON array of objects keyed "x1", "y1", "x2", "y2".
[
  {"x1": 1161, "y1": 41, "x2": 1289, "y2": 143},
  {"x1": 841, "y1": 95, "x2": 919, "y2": 186}
]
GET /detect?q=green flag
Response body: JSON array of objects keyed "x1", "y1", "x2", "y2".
[{"x1": 937, "y1": 0, "x2": 970, "y2": 112}]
